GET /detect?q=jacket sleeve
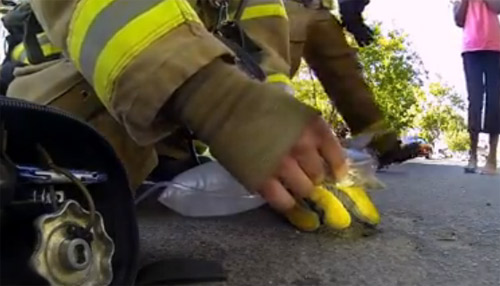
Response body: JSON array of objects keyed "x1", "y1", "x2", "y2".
[
  {"x1": 235, "y1": 0, "x2": 294, "y2": 94},
  {"x1": 30, "y1": 0, "x2": 232, "y2": 143},
  {"x1": 29, "y1": 0, "x2": 318, "y2": 191}
]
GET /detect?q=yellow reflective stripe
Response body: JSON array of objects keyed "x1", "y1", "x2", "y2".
[
  {"x1": 321, "y1": 0, "x2": 335, "y2": 9},
  {"x1": 240, "y1": 4, "x2": 288, "y2": 20},
  {"x1": 77, "y1": 0, "x2": 165, "y2": 85},
  {"x1": 68, "y1": 0, "x2": 115, "y2": 71},
  {"x1": 12, "y1": 44, "x2": 24, "y2": 61},
  {"x1": 266, "y1": 73, "x2": 292, "y2": 86},
  {"x1": 267, "y1": 73, "x2": 294, "y2": 95},
  {"x1": 40, "y1": 43, "x2": 63, "y2": 57},
  {"x1": 37, "y1": 33, "x2": 50, "y2": 44},
  {"x1": 11, "y1": 34, "x2": 62, "y2": 64},
  {"x1": 80, "y1": 0, "x2": 201, "y2": 103}
]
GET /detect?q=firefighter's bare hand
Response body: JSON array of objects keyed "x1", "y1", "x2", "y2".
[{"x1": 258, "y1": 117, "x2": 348, "y2": 213}]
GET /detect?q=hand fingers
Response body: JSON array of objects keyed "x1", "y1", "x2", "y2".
[
  {"x1": 284, "y1": 204, "x2": 321, "y2": 232},
  {"x1": 333, "y1": 185, "x2": 380, "y2": 226},
  {"x1": 309, "y1": 186, "x2": 351, "y2": 229},
  {"x1": 259, "y1": 178, "x2": 296, "y2": 212},
  {"x1": 295, "y1": 149, "x2": 325, "y2": 185},
  {"x1": 317, "y1": 127, "x2": 348, "y2": 181},
  {"x1": 278, "y1": 156, "x2": 315, "y2": 198},
  {"x1": 299, "y1": 117, "x2": 347, "y2": 182}
]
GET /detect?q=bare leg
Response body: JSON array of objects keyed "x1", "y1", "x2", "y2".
[
  {"x1": 482, "y1": 134, "x2": 498, "y2": 174},
  {"x1": 482, "y1": 51, "x2": 500, "y2": 174},
  {"x1": 466, "y1": 131, "x2": 479, "y2": 172}
]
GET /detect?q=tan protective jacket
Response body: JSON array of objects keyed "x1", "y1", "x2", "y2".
[
  {"x1": 193, "y1": 0, "x2": 293, "y2": 90},
  {"x1": 286, "y1": 0, "x2": 385, "y2": 135},
  {"x1": 7, "y1": 0, "x2": 316, "y2": 191}
]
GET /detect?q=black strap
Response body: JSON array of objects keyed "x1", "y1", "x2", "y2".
[
  {"x1": 0, "y1": 123, "x2": 17, "y2": 208},
  {"x1": 22, "y1": 10, "x2": 61, "y2": 65},
  {"x1": 135, "y1": 259, "x2": 226, "y2": 285},
  {"x1": 190, "y1": 0, "x2": 265, "y2": 163},
  {"x1": 214, "y1": 32, "x2": 266, "y2": 81},
  {"x1": 23, "y1": 12, "x2": 45, "y2": 65},
  {"x1": 233, "y1": 0, "x2": 248, "y2": 22},
  {"x1": 2, "y1": 3, "x2": 31, "y2": 58}
]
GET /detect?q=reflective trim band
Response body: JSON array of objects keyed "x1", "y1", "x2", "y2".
[
  {"x1": 68, "y1": 0, "x2": 115, "y2": 71},
  {"x1": 240, "y1": 3, "x2": 288, "y2": 20},
  {"x1": 11, "y1": 33, "x2": 62, "y2": 64},
  {"x1": 11, "y1": 44, "x2": 25, "y2": 62},
  {"x1": 266, "y1": 73, "x2": 294, "y2": 95},
  {"x1": 68, "y1": 0, "x2": 201, "y2": 104},
  {"x1": 321, "y1": 0, "x2": 335, "y2": 9},
  {"x1": 12, "y1": 34, "x2": 51, "y2": 60},
  {"x1": 78, "y1": 0, "x2": 164, "y2": 87},
  {"x1": 266, "y1": 73, "x2": 292, "y2": 86}
]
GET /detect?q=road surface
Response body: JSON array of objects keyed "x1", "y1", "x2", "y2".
[{"x1": 136, "y1": 159, "x2": 500, "y2": 286}]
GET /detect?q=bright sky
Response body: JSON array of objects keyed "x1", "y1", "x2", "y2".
[{"x1": 365, "y1": 0, "x2": 497, "y2": 100}]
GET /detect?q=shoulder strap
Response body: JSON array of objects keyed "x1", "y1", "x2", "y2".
[
  {"x1": 2, "y1": 2, "x2": 31, "y2": 57},
  {"x1": 233, "y1": 0, "x2": 248, "y2": 22},
  {"x1": 3, "y1": 2, "x2": 59, "y2": 64},
  {"x1": 23, "y1": 12, "x2": 46, "y2": 64}
]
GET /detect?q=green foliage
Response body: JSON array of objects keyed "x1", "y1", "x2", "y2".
[
  {"x1": 293, "y1": 67, "x2": 337, "y2": 124},
  {"x1": 293, "y1": 68, "x2": 348, "y2": 135},
  {"x1": 356, "y1": 25, "x2": 426, "y2": 133},
  {"x1": 293, "y1": 23, "x2": 426, "y2": 135},
  {"x1": 414, "y1": 82, "x2": 468, "y2": 147},
  {"x1": 445, "y1": 130, "x2": 470, "y2": 152},
  {"x1": 292, "y1": 22, "x2": 468, "y2": 151}
]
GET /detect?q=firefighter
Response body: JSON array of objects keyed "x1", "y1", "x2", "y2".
[{"x1": 5, "y1": 0, "x2": 379, "y2": 232}]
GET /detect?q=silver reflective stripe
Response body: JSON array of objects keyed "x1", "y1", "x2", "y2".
[
  {"x1": 19, "y1": 52, "x2": 27, "y2": 63},
  {"x1": 321, "y1": 0, "x2": 334, "y2": 8},
  {"x1": 38, "y1": 34, "x2": 51, "y2": 45},
  {"x1": 278, "y1": 83, "x2": 295, "y2": 96},
  {"x1": 79, "y1": 0, "x2": 163, "y2": 85}
]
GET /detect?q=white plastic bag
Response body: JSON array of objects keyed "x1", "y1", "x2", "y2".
[
  {"x1": 152, "y1": 147, "x2": 383, "y2": 218},
  {"x1": 156, "y1": 162, "x2": 265, "y2": 217},
  {"x1": 342, "y1": 148, "x2": 385, "y2": 190}
]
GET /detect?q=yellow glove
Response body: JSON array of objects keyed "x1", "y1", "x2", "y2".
[
  {"x1": 285, "y1": 149, "x2": 384, "y2": 231},
  {"x1": 284, "y1": 156, "x2": 382, "y2": 232},
  {"x1": 285, "y1": 184, "x2": 380, "y2": 232}
]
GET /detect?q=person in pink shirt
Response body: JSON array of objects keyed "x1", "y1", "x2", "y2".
[{"x1": 454, "y1": 0, "x2": 500, "y2": 174}]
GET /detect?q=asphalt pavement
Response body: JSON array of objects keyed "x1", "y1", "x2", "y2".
[{"x1": 136, "y1": 159, "x2": 500, "y2": 286}]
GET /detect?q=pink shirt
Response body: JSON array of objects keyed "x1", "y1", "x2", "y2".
[{"x1": 463, "y1": 0, "x2": 500, "y2": 52}]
